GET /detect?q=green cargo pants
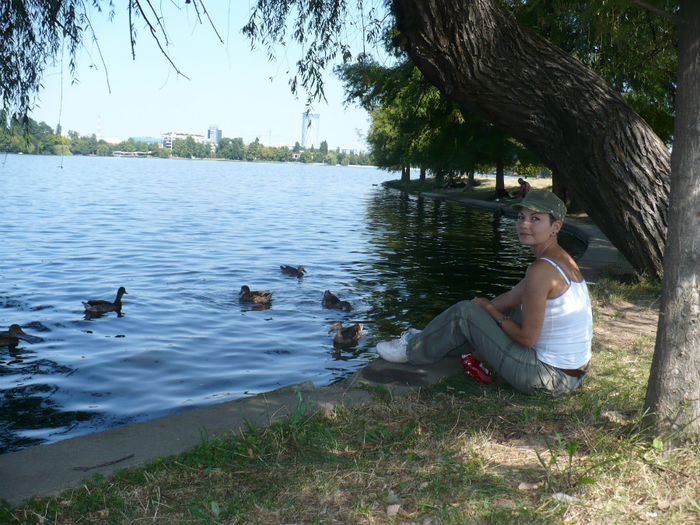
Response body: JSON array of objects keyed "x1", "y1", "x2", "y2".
[{"x1": 406, "y1": 300, "x2": 586, "y2": 396}]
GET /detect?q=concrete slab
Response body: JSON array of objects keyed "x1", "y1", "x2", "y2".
[{"x1": 564, "y1": 220, "x2": 635, "y2": 283}]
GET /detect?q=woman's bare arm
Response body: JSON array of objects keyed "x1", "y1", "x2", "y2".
[{"x1": 474, "y1": 260, "x2": 557, "y2": 347}]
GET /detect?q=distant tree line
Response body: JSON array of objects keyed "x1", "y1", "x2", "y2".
[{"x1": 0, "y1": 113, "x2": 372, "y2": 166}]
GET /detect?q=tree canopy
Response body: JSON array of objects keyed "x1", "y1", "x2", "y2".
[
  {"x1": 1, "y1": 1, "x2": 679, "y2": 129},
  {"x1": 503, "y1": 0, "x2": 677, "y2": 144},
  {"x1": 340, "y1": 58, "x2": 537, "y2": 192},
  {"x1": 0, "y1": 0, "x2": 221, "y2": 118}
]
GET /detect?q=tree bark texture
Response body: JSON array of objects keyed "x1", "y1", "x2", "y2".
[
  {"x1": 551, "y1": 171, "x2": 569, "y2": 209},
  {"x1": 393, "y1": 0, "x2": 670, "y2": 278},
  {"x1": 495, "y1": 155, "x2": 505, "y2": 197},
  {"x1": 644, "y1": 0, "x2": 700, "y2": 439}
]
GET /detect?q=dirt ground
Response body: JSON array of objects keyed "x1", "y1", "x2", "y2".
[{"x1": 593, "y1": 295, "x2": 659, "y2": 349}]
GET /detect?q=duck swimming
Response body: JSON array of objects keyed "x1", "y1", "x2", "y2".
[
  {"x1": 83, "y1": 286, "x2": 128, "y2": 316},
  {"x1": 328, "y1": 321, "x2": 363, "y2": 348},
  {"x1": 0, "y1": 324, "x2": 27, "y2": 347},
  {"x1": 322, "y1": 290, "x2": 352, "y2": 312},
  {"x1": 280, "y1": 265, "x2": 306, "y2": 277},
  {"x1": 239, "y1": 285, "x2": 272, "y2": 304}
]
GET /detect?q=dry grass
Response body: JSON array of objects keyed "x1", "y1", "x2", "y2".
[{"x1": 3, "y1": 279, "x2": 699, "y2": 524}]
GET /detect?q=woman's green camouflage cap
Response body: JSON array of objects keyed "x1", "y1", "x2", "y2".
[{"x1": 512, "y1": 189, "x2": 567, "y2": 221}]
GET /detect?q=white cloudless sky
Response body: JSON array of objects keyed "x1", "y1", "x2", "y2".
[{"x1": 28, "y1": 2, "x2": 377, "y2": 152}]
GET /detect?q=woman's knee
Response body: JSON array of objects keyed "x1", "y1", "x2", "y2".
[{"x1": 452, "y1": 300, "x2": 481, "y2": 318}]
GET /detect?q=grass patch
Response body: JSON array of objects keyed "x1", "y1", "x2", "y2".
[
  {"x1": 589, "y1": 274, "x2": 661, "y2": 308},
  {"x1": 2, "y1": 282, "x2": 698, "y2": 524}
]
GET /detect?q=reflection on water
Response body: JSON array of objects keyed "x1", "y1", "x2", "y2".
[
  {"x1": 0, "y1": 155, "x2": 585, "y2": 453},
  {"x1": 361, "y1": 192, "x2": 536, "y2": 334}
]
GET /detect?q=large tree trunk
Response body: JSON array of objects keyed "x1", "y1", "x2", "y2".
[
  {"x1": 644, "y1": 0, "x2": 700, "y2": 439},
  {"x1": 551, "y1": 171, "x2": 569, "y2": 208},
  {"x1": 466, "y1": 169, "x2": 475, "y2": 188},
  {"x1": 495, "y1": 155, "x2": 506, "y2": 198},
  {"x1": 393, "y1": 0, "x2": 670, "y2": 278}
]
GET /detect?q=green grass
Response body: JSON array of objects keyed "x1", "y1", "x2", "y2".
[
  {"x1": 2, "y1": 279, "x2": 698, "y2": 524},
  {"x1": 589, "y1": 273, "x2": 661, "y2": 308}
]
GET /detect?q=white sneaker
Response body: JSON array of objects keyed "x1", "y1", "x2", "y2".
[{"x1": 376, "y1": 329, "x2": 420, "y2": 363}]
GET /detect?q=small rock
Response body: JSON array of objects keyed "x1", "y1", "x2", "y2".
[
  {"x1": 671, "y1": 495, "x2": 690, "y2": 507},
  {"x1": 518, "y1": 481, "x2": 542, "y2": 491},
  {"x1": 657, "y1": 500, "x2": 670, "y2": 511},
  {"x1": 386, "y1": 489, "x2": 401, "y2": 504},
  {"x1": 386, "y1": 504, "x2": 400, "y2": 516},
  {"x1": 552, "y1": 492, "x2": 579, "y2": 504}
]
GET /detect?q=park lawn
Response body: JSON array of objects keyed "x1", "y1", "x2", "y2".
[{"x1": 1, "y1": 276, "x2": 698, "y2": 524}]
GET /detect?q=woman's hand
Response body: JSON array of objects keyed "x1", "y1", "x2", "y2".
[
  {"x1": 471, "y1": 297, "x2": 491, "y2": 310},
  {"x1": 472, "y1": 297, "x2": 504, "y2": 322}
]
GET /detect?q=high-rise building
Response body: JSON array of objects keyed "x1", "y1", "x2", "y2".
[
  {"x1": 301, "y1": 113, "x2": 320, "y2": 148},
  {"x1": 207, "y1": 125, "x2": 222, "y2": 143}
]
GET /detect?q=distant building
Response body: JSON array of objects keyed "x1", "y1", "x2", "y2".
[
  {"x1": 207, "y1": 125, "x2": 222, "y2": 143},
  {"x1": 301, "y1": 113, "x2": 320, "y2": 149},
  {"x1": 161, "y1": 132, "x2": 212, "y2": 150}
]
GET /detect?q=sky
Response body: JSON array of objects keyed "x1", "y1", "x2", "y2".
[{"x1": 28, "y1": 2, "x2": 379, "y2": 152}]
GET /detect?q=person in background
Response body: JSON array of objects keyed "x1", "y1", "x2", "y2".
[
  {"x1": 509, "y1": 177, "x2": 532, "y2": 199},
  {"x1": 375, "y1": 189, "x2": 592, "y2": 397}
]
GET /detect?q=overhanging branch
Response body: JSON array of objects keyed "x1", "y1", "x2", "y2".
[{"x1": 632, "y1": 0, "x2": 678, "y2": 23}]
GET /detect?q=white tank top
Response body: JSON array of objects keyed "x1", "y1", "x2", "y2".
[{"x1": 534, "y1": 257, "x2": 593, "y2": 369}]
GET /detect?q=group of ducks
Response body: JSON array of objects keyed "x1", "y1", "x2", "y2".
[
  {"x1": 2, "y1": 268, "x2": 363, "y2": 351},
  {"x1": 239, "y1": 265, "x2": 364, "y2": 348}
]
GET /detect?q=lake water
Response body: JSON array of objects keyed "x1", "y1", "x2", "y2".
[{"x1": 0, "y1": 154, "x2": 576, "y2": 453}]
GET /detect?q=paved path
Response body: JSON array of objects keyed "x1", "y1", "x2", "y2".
[{"x1": 0, "y1": 193, "x2": 634, "y2": 507}]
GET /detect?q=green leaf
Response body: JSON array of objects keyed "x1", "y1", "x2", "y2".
[
  {"x1": 577, "y1": 477, "x2": 597, "y2": 485},
  {"x1": 652, "y1": 437, "x2": 664, "y2": 450}
]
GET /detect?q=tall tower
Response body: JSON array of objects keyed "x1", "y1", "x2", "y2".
[
  {"x1": 207, "y1": 125, "x2": 222, "y2": 143},
  {"x1": 301, "y1": 112, "x2": 320, "y2": 148}
]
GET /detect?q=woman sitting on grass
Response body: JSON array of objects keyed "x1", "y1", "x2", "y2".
[
  {"x1": 508, "y1": 177, "x2": 532, "y2": 199},
  {"x1": 376, "y1": 189, "x2": 593, "y2": 396}
]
